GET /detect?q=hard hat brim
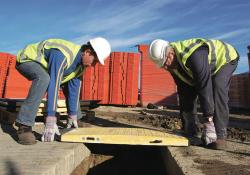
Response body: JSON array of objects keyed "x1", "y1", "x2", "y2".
[
  {"x1": 97, "y1": 55, "x2": 105, "y2": 65},
  {"x1": 89, "y1": 37, "x2": 111, "y2": 66}
]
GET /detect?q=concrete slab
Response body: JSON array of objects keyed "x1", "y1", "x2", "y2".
[
  {"x1": 0, "y1": 123, "x2": 91, "y2": 175},
  {"x1": 162, "y1": 141, "x2": 250, "y2": 175}
]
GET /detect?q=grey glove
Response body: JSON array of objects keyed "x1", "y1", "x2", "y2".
[
  {"x1": 41, "y1": 116, "x2": 60, "y2": 142},
  {"x1": 67, "y1": 115, "x2": 78, "y2": 128},
  {"x1": 202, "y1": 117, "x2": 217, "y2": 145}
]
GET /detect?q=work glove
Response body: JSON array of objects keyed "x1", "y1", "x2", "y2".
[
  {"x1": 202, "y1": 117, "x2": 217, "y2": 145},
  {"x1": 41, "y1": 116, "x2": 60, "y2": 142},
  {"x1": 66, "y1": 115, "x2": 78, "y2": 128}
]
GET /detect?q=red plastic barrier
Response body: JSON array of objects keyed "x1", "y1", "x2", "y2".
[
  {"x1": 109, "y1": 52, "x2": 126, "y2": 104},
  {"x1": 58, "y1": 89, "x2": 65, "y2": 100},
  {"x1": 109, "y1": 52, "x2": 139, "y2": 105},
  {"x1": 138, "y1": 45, "x2": 178, "y2": 107},
  {"x1": 97, "y1": 56, "x2": 111, "y2": 104},
  {"x1": 4, "y1": 66, "x2": 31, "y2": 98},
  {"x1": 1, "y1": 51, "x2": 140, "y2": 106},
  {"x1": 0, "y1": 53, "x2": 11, "y2": 97},
  {"x1": 80, "y1": 57, "x2": 110, "y2": 104},
  {"x1": 81, "y1": 52, "x2": 140, "y2": 106},
  {"x1": 0, "y1": 53, "x2": 18, "y2": 98},
  {"x1": 125, "y1": 53, "x2": 140, "y2": 105}
]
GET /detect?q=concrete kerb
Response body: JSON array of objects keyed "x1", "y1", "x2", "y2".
[
  {"x1": 161, "y1": 146, "x2": 203, "y2": 175},
  {"x1": 0, "y1": 123, "x2": 91, "y2": 175}
]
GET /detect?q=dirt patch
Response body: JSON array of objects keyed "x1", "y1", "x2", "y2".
[
  {"x1": 94, "y1": 108, "x2": 250, "y2": 142},
  {"x1": 194, "y1": 158, "x2": 250, "y2": 175},
  {"x1": 227, "y1": 127, "x2": 250, "y2": 142},
  {"x1": 179, "y1": 147, "x2": 198, "y2": 157},
  {"x1": 94, "y1": 110, "x2": 182, "y2": 132}
]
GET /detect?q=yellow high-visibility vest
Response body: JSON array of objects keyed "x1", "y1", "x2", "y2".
[
  {"x1": 170, "y1": 38, "x2": 238, "y2": 86},
  {"x1": 17, "y1": 39, "x2": 84, "y2": 83}
]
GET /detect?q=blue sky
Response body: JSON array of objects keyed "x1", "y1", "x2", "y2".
[{"x1": 0, "y1": 0, "x2": 250, "y2": 73}]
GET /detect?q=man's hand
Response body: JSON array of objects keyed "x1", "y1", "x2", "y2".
[
  {"x1": 41, "y1": 116, "x2": 60, "y2": 142},
  {"x1": 67, "y1": 115, "x2": 78, "y2": 128}
]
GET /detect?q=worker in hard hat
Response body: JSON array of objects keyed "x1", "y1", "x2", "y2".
[
  {"x1": 149, "y1": 38, "x2": 239, "y2": 150},
  {"x1": 15, "y1": 37, "x2": 111, "y2": 145}
]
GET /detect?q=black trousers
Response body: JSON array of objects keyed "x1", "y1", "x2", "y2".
[{"x1": 173, "y1": 60, "x2": 238, "y2": 139}]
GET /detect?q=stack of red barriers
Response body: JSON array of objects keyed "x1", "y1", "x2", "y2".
[
  {"x1": 81, "y1": 52, "x2": 140, "y2": 106},
  {"x1": 138, "y1": 45, "x2": 178, "y2": 107},
  {"x1": 0, "y1": 51, "x2": 141, "y2": 106}
]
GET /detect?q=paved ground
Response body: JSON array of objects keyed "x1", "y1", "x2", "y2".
[
  {"x1": 0, "y1": 123, "x2": 90, "y2": 175},
  {"x1": 167, "y1": 143, "x2": 250, "y2": 175}
]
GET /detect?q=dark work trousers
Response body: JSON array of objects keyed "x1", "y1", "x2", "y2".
[{"x1": 173, "y1": 59, "x2": 238, "y2": 139}]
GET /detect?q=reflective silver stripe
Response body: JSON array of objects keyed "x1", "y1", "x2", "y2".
[
  {"x1": 179, "y1": 39, "x2": 203, "y2": 58},
  {"x1": 20, "y1": 45, "x2": 29, "y2": 60},
  {"x1": 207, "y1": 40, "x2": 216, "y2": 73},
  {"x1": 221, "y1": 41, "x2": 230, "y2": 62},
  {"x1": 36, "y1": 41, "x2": 46, "y2": 62},
  {"x1": 20, "y1": 41, "x2": 74, "y2": 65},
  {"x1": 20, "y1": 41, "x2": 45, "y2": 61},
  {"x1": 172, "y1": 69, "x2": 194, "y2": 86},
  {"x1": 53, "y1": 60, "x2": 67, "y2": 110},
  {"x1": 45, "y1": 41, "x2": 74, "y2": 64},
  {"x1": 76, "y1": 80, "x2": 82, "y2": 111}
]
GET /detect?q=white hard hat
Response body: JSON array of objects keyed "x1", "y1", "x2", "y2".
[
  {"x1": 89, "y1": 37, "x2": 111, "y2": 65},
  {"x1": 149, "y1": 39, "x2": 170, "y2": 67}
]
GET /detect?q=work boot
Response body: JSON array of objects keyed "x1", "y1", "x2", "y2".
[
  {"x1": 210, "y1": 139, "x2": 227, "y2": 150},
  {"x1": 16, "y1": 123, "x2": 37, "y2": 145}
]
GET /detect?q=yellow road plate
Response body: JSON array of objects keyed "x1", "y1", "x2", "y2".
[{"x1": 61, "y1": 127, "x2": 188, "y2": 146}]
